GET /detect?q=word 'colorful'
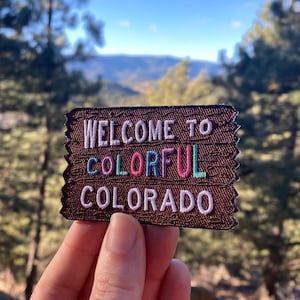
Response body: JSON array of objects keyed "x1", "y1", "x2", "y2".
[{"x1": 87, "y1": 144, "x2": 206, "y2": 178}]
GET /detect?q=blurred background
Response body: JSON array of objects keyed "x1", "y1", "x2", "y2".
[{"x1": 0, "y1": 0, "x2": 300, "y2": 299}]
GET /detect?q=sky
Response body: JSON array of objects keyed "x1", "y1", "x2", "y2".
[{"x1": 68, "y1": 0, "x2": 266, "y2": 62}]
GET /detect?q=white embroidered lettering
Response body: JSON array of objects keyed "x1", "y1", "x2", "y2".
[
  {"x1": 179, "y1": 190, "x2": 195, "y2": 213},
  {"x1": 164, "y1": 120, "x2": 175, "y2": 140},
  {"x1": 160, "y1": 189, "x2": 177, "y2": 212},
  {"x1": 128, "y1": 188, "x2": 142, "y2": 210},
  {"x1": 80, "y1": 185, "x2": 94, "y2": 208},
  {"x1": 144, "y1": 188, "x2": 158, "y2": 211},
  {"x1": 98, "y1": 120, "x2": 108, "y2": 147},
  {"x1": 84, "y1": 120, "x2": 98, "y2": 148},
  {"x1": 148, "y1": 120, "x2": 163, "y2": 141},
  {"x1": 197, "y1": 190, "x2": 214, "y2": 214}
]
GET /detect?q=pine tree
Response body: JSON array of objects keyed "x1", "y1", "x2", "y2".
[
  {"x1": 147, "y1": 60, "x2": 222, "y2": 106},
  {"x1": 0, "y1": 1, "x2": 104, "y2": 297},
  {"x1": 215, "y1": 0, "x2": 300, "y2": 295}
]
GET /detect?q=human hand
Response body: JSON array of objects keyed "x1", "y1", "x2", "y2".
[{"x1": 31, "y1": 213, "x2": 191, "y2": 300}]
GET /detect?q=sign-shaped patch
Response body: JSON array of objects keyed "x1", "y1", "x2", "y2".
[{"x1": 61, "y1": 105, "x2": 239, "y2": 229}]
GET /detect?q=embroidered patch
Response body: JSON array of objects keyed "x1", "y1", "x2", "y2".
[{"x1": 61, "y1": 105, "x2": 239, "y2": 229}]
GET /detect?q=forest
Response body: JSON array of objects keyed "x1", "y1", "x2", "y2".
[{"x1": 0, "y1": 0, "x2": 300, "y2": 299}]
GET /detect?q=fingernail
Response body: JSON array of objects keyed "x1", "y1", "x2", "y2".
[{"x1": 106, "y1": 213, "x2": 138, "y2": 255}]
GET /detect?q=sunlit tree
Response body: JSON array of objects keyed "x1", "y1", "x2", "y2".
[
  {"x1": 0, "y1": 1, "x2": 104, "y2": 297},
  {"x1": 215, "y1": 0, "x2": 300, "y2": 295},
  {"x1": 147, "y1": 60, "x2": 222, "y2": 106}
]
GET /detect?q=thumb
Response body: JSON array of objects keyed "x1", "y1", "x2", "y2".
[{"x1": 90, "y1": 213, "x2": 146, "y2": 300}]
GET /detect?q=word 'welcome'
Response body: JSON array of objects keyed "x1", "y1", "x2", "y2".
[{"x1": 83, "y1": 118, "x2": 212, "y2": 148}]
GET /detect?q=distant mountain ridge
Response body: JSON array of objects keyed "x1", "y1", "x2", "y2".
[{"x1": 70, "y1": 54, "x2": 220, "y2": 87}]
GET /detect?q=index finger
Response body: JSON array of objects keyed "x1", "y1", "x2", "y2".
[
  {"x1": 31, "y1": 221, "x2": 108, "y2": 300},
  {"x1": 142, "y1": 224, "x2": 180, "y2": 300}
]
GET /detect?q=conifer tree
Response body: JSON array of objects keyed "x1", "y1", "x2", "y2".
[
  {"x1": 215, "y1": 0, "x2": 300, "y2": 295},
  {"x1": 0, "y1": 1, "x2": 104, "y2": 297},
  {"x1": 147, "y1": 60, "x2": 221, "y2": 106}
]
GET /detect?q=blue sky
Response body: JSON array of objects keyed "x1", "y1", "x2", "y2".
[{"x1": 69, "y1": 0, "x2": 266, "y2": 62}]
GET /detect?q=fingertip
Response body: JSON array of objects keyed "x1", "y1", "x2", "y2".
[
  {"x1": 90, "y1": 213, "x2": 146, "y2": 300},
  {"x1": 107, "y1": 213, "x2": 142, "y2": 255},
  {"x1": 158, "y1": 259, "x2": 191, "y2": 300},
  {"x1": 110, "y1": 212, "x2": 142, "y2": 229},
  {"x1": 170, "y1": 258, "x2": 191, "y2": 283},
  {"x1": 141, "y1": 225, "x2": 181, "y2": 300}
]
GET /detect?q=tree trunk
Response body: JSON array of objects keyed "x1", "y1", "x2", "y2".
[
  {"x1": 25, "y1": 2, "x2": 54, "y2": 297},
  {"x1": 263, "y1": 102, "x2": 298, "y2": 296},
  {"x1": 263, "y1": 226, "x2": 284, "y2": 296},
  {"x1": 25, "y1": 117, "x2": 50, "y2": 300}
]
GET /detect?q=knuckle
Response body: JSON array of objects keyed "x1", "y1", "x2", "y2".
[{"x1": 92, "y1": 275, "x2": 139, "y2": 300}]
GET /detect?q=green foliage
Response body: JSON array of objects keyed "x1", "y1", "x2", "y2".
[
  {"x1": 1, "y1": 0, "x2": 300, "y2": 298},
  {"x1": 0, "y1": 125, "x2": 64, "y2": 279},
  {"x1": 210, "y1": 0, "x2": 300, "y2": 294},
  {"x1": 156, "y1": 1, "x2": 300, "y2": 296},
  {"x1": 0, "y1": 0, "x2": 104, "y2": 294},
  {"x1": 147, "y1": 60, "x2": 224, "y2": 106}
]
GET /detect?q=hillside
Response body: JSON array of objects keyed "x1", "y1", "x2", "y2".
[
  {"x1": 100, "y1": 80, "x2": 146, "y2": 106},
  {"x1": 70, "y1": 54, "x2": 220, "y2": 88},
  {"x1": 69, "y1": 54, "x2": 220, "y2": 106}
]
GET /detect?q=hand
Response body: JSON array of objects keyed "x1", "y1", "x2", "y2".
[{"x1": 31, "y1": 213, "x2": 191, "y2": 300}]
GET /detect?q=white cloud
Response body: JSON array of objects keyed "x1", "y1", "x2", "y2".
[
  {"x1": 119, "y1": 20, "x2": 131, "y2": 28},
  {"x1": 149, "y1": 24, "x2": 159, "y2": 33},
  {"x1": 231, "y1": 21, "x2": 242, "y2": 29}
]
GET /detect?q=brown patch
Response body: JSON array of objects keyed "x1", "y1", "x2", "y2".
[{"x1": 61, "y1": 105, "x2": 239, "y2": 229}]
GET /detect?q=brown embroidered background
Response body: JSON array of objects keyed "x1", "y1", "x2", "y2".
[{"x1": 61, "y1": 105, "x2": 239, "y2": 229}]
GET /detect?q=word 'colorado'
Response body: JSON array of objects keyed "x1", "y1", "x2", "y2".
[{"x1": 80, "y1": 185, "x2": 214, "y2": 215}]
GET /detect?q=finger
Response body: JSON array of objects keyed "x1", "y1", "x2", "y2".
[
  {"x1": 90, "y1": 213, "x2": 146, "y2": 300},
  {"x1": 158, "y1": 259, "x2": 191, "y2": 300},
  {"x1": 142, "y1": 225, "x2": 179, "y2": 300},
  {"x1": 78, "y1": 258, "x2": 97, "y2": 300},
  {"x1": 31, "y1": 221, "x2": 108, "y2": 300}
]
